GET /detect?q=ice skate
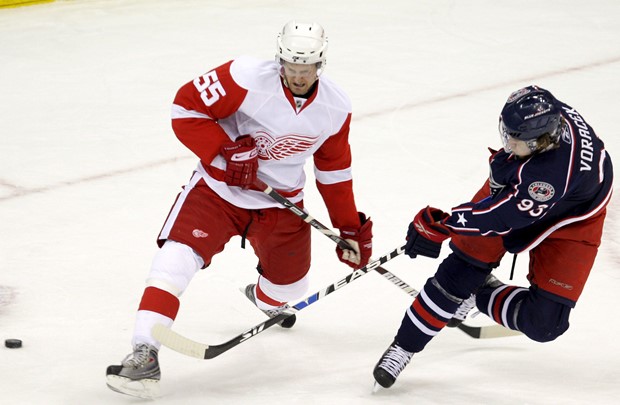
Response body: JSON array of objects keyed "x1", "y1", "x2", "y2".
[
  {"x1": 373, "y1": 340, "x2": 414, "y2": 389},
  {"x1": 244, "y1": 284, "x2": 296, "y2": 328},
  {"x1": 447, "y1": 274, "x2": 503, "y2": 327},
  {"x1": 106, "y1": 343, "x2": 161, "y2": 399}
]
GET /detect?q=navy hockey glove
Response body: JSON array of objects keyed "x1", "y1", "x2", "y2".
[
  {"x1": 336, "y1": 212, "x2": 373, "y2": 269},
  {"x1": 220, "y1": 135, "x2": 258, "y2": 189},
  {"x1": 405, "y1": 206, "x2": 450, "y2": 259}
]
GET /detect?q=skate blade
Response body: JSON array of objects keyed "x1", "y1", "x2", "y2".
[
  {"x1": 106, "y1": 374, "x2": 160, "y2": 399},
  {"x1": 372, "y1": 381, "x2": 384, "y2": 394}
]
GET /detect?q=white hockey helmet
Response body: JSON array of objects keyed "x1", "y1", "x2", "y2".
[{"x1": 276, "y1": 21, "x2": 328, "y2": 71}]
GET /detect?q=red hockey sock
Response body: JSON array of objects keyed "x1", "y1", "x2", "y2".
[{"x1": 138, "y1": 286, "x2": 180, "y2": 320}]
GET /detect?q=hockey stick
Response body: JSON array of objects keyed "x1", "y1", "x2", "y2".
[
  {"x1": 256, "y1": 179, "x2": 408, "y2": 283},
  {"x1": 255, "y1": 179, "x2": 518, "y2": 339},
  {"x1": 254, "y1": 178, "x2": 356, "y2": 251},
  {"x1": 455, "y1": 322, "x2": 521, "y2": 338},
  {"x1": 152, "y1": 245, "x2": 405, "y2": 359}
]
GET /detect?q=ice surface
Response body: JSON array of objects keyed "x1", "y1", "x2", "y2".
[{"x1": 1, "y1": 1, "x2": 619, "y2": 404}]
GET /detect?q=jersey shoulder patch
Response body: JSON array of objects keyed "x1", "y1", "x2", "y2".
[{"x1": 527, "y1": 181, "x2": 555, "y2": 202}]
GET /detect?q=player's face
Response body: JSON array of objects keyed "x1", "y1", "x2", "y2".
[
  {"x1": 503, "y1": 136, "x2": 533, "y2": 157},
  {"x1": 499, "y1": 120, "x2": 534, "y2": 158},
  {"x1": 281, "y1": 62, "x2": 318, "y2": 95}
]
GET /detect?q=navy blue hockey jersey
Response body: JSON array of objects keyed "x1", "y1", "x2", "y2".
[{"x1": 445, "y1": 101, "x2": 613, "y2": 253}]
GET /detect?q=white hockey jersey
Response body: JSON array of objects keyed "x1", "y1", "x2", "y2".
[{"x1": 171, "y1": 56, "x2": 361, "y2": 229}]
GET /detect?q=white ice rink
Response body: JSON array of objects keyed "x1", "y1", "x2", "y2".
[{"x1": 1, "y1": 0, "x2": 619, "y2": 404}]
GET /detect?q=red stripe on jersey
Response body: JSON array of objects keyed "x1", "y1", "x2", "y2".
[
  {"x1": 138, "y1": 287, "x2": 180, "y2": 320},
  {"x1": 173, "y1": 118, "x2": 231, "y2": 165},
  {"x1": 313, "y1": 113, "x2": 359, "y2": 229},
  {"x1": 412, "y1": 298, "x2": 448, "y2": 330},
  {"x1": 316, "y1": 179, "x2": 359, "y2": 229}
]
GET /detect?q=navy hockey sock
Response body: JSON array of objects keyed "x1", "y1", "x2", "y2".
[
  {"x1": 477, "y1": 283, "x2": 572, "y2": 342},
  {"x1": 395, "y1": 277, "x2": 461, "y2": 353},
  {"x1": 476, "y1": 282, "x2": 528, "y2": 330}
]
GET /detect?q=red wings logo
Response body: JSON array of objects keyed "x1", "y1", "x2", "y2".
[{"x1": 253, "y1": 131, "x2": 318, "y2": 160}]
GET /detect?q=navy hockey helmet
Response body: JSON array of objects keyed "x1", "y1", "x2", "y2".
[{"x1": 499, "y1": 85, "x2": 561, "y2": 142}]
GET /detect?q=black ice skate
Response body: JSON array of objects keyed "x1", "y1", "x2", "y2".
[{"x1": 373, "y1": 340, "x2": 414, "y2": 389}]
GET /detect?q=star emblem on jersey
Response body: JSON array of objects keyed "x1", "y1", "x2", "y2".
[
  {"x1": 456, "y1": 213, "x2": 467, "y2": 226},
  {"x1": 253, "y1": 131, "x2": 318, "y2": 160}
]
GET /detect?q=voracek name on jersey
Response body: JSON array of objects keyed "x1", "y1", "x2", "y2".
[{"x1": 562, "y1": 106, "x2": 596, "y2": 172}]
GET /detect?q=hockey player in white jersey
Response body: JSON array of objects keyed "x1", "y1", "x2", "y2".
[{"x1": 106, "y1": 21, "x2": 373, "y2": 398}]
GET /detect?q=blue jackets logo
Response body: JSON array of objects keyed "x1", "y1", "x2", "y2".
[{"x1": 528, "y1": 181, "x2": 555, "y2": 202}]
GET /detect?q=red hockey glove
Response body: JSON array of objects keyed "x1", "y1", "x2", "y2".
[
  {"x1": 336, "y1": 212, "x2": 373, "y2": 269},
  {"x1": 405, "y1": 206, "x2": 450, "y2": 259},
  {"x1": 220, "y1": 135, "x2": 258, "y2": 189}
]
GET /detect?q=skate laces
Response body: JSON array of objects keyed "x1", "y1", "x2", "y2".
[
  {"x1": 264, "y1": 305, "x2": 291, "y2": 318},
  {"x1": 122, "y1": 344, "x2": 154, "y2": 368},
  {"x1": 453, "y1": 294, "x2": 478, "y2": 321},
  {"x1": 378, "y1": 343, "x2": 413, "y2": 378}
]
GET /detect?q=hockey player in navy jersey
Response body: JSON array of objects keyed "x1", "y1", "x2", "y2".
[{"x1": 373, "y1": 85, "x2": 613, "y2": 389}]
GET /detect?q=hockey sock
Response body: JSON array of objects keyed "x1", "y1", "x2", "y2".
[
  {"x1": 395, "y1": 277, "x2": 461, "y2": 353},
  {"x1": 138, "y1": 286, "x2": 181, "y2": 319},
  {"x1": 476, "y1": 282, "x2": 528, "y2": 330},
  {"x1": 255, "y1": 283, "x2": 287, "y2": 307}
]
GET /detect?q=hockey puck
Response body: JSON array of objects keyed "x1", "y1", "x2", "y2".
[{"x1": 5, "y1": 339, "x2": 22, "y2": 348}]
